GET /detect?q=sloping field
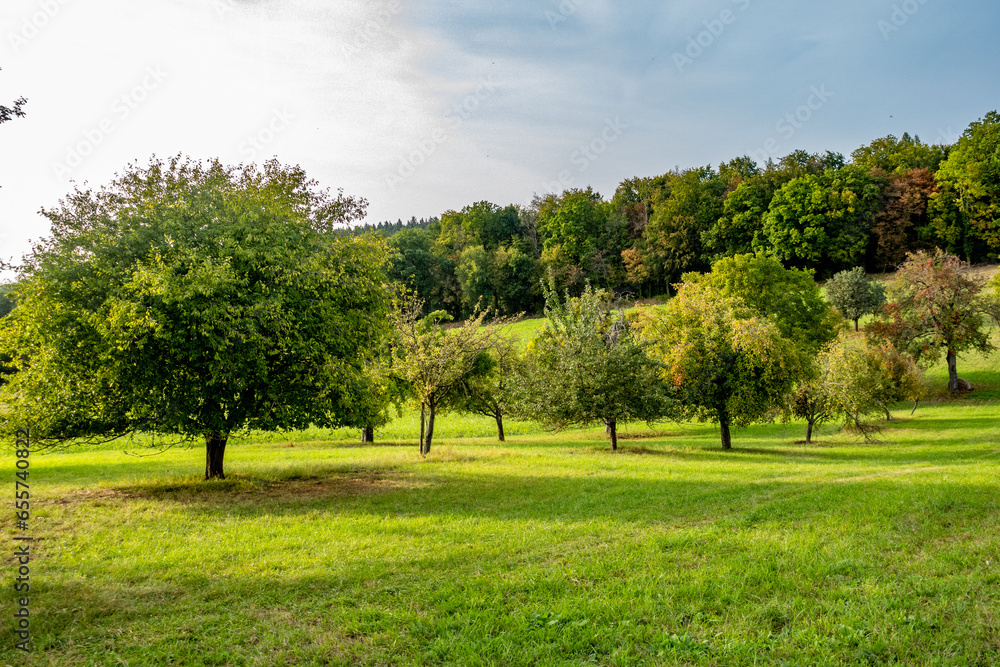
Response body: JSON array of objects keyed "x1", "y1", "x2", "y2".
[{"x1": 2, "y1": 348, "x2": 998, "y2": 666}]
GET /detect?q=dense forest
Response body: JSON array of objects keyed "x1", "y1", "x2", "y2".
[{"x1": 352, "y1": 111, "x2": 1000, "y2": 317}]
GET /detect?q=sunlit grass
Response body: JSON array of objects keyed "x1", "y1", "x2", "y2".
[
  {"x1": 2, "y1": 341, "x2": 998, "y2": 666},
  {"x1": 2, "y1": 292, "x2": 999, "y2": 665}
]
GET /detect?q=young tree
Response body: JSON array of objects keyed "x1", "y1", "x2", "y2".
[
  {"x1": 447, "y1": 335, "x2": 523, "y2": 441},
  {"x1": 869, "y1": 250, "x2": 1000, "y2": 392},
  {"x1": 825, "y1": 267, "x2": 887, "y2": 331},
  {"x1": 637, "y1": 282, "x2": 798, "y2": 450},
  {"x1": 390, "y1": 295, "x2": 512, "y2": 456},
  {"x1": 792, "y1": 334, "x2": 923, "y2": 442},
  {"x1": 821, "y1": 333, "x2": 923, "y2": 437},
  {"x1": 789, "y1": 380, "x2": 837, "y2": 444},
  {"x1": 520, "y1": 283, "x2": 671, "y2": 450},
  {"x1": 0, "y1": 156, "x2": 392, "y2": 479}
]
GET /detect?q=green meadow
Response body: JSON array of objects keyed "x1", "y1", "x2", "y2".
[{"x1": 2, "y1": 333, "x2": 999, "y2": 666}]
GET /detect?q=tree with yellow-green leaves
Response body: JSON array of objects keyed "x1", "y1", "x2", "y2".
[{"x1": 636, "y1": 281, "x2": 798, "y2": 450}]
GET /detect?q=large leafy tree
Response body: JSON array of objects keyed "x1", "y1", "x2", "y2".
[
  {"x1": 851, "y1": 133, "x2": 948, "y2": 174},
  {"x1": 761, "y1": 166, "x2": 882, "y2": 276},
  {"x1": 520, "y1": 283, "x2": 671, "y2": 450},
  {"x1": 703, "y1": 174, "x2": 776, "y2": 260},
  {"x1": 0, "y1": 156, "x2": 392, "y2": 479},
  {"x1": 637, "y1": 282, "x2": 798, "y2": 450},
  {"x1": 685, "y1": 254, "x2": 840, "y2": 353},
  {"x1": 932, "y1": 111, "x2": 1000, "y2": 254},
  {"x1": 869, "y1": 250, "x2": 1000, "y2": 391},
  {"x1": 535, "y1": 188, "x2": 611, "y2": 272},
  {"x1": 436, "y1": 201, "x2": 522, "y2": 256},
  {"x1": 642, "y1": 166, "x2": 726, "y2": 284},
  {"x1": 870, "y1": 168, "x2": 938, "y2": 272}
]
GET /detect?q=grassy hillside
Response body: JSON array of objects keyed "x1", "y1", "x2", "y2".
[
  {"x1": 2, "y1": 343, "x2": 998, "y2": 666},
  {"x1": 2, "y1": 274, "x2": 998, "y2": 665}
]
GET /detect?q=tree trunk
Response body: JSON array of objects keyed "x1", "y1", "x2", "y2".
[
  {"x1": 424, "y1": 403, "x2": 436, "y2": 456},
  {"x1": 946, "y1": 350, "x2": 959, "y2": 392},
  {"x1": 205, "y1": 431, "x2": 228, "y2": 480},
  {"x1": 911, "y1": 399, "x2": 919, "y2": 415},
  {"x1": 884, "y1": 408, "x2": 892, "y2": 421},
  {"x1": 360, "y1": 426, "x2": 374, "y2": 443},
  {"x1": 719, "y1": 410, "x2": 732, "y2": 450},
  {"x1": 419, "y1": 403, "x2": 426, "y2": 456},
  {"x1": 607, "y1": 419, "x2": 617, "y2": 451},
  {"x1": 854, "y1": 318, "x2": 860, "y2": 332},
  {"x1": 495, "y1": 413, "x2": 505, "y2": 442},
  {"x1": 805, "y1": 419, "x2": 814, "y2": 444}
]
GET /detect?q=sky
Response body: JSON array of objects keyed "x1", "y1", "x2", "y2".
[{"x1": 1, "y1": 0, "x2": 998, "y2": 273}]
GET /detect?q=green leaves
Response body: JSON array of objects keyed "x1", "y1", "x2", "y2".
[
  {"x1": 390, "y1": 292, "x2": 515, "y2": 453},
  {"x1": 687, "y1": 254, "x2": 839, "y2": 354},
  {"x1": 520, "y1": 283, "x2": 672, "y2": 447},
  {"x1": 825, "y1": 267, "x2": 887, "y2": 330},
  {"x1": 869, "y1": 250, "x2": 1000, "y2": 390},
  {"x1": 0, "y1": 156, "x2": 392, "y2": 454},
  {"x1": 637, "y1": 281, "x2": 798, "y2": 446},
  {"x1": 761, "y1": 166, "x2": 882, "y2": 276},
  {"x1": 933, "y1": 111, "x2": 1000, "y2": 253}
]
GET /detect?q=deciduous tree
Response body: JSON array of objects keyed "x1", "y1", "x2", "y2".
[
  {"x1": 390, "y1": 295, "x2": 513, "y2": 456},
  {"x1": 825, "y1": 267, "x2": 886, "y2": 331},
  {"x1": 871, "y1": 168, "x2": 937, "y2": 272},
  {"x1": 448, "y1": 334, "x2": 523, "y2": 441},
  {"x1": 521, "y1": 283, "x2": 671, "y2": 450},
  {"x1": 686, "y1": 254, "x2": 840, "y2": 353},
  {"x1": 869, "y1": 250, "x2": 1000, "y2": 392},
  {"x1": 933, "y1": 112, "x2": 1000, "y2": 252},
  {"x1": 792, "y1": 334, "x2": 923, "y2": 443},
  {"x1": 0, "y1": 156, "x2": 392, "y2": 479},
  {"x1": 637, "y1": 282, "x2": 798, "y2": 450},
  {"x1": 761, "y1": 166, "x2": 882, "y2": 276}
]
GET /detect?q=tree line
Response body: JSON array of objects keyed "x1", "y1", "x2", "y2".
[{"x1": 356, "y1": 112, "x2": 1000, "y2": 319}]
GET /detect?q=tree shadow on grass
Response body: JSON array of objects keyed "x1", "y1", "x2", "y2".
[{"x1": 84, "y1": 456, "x2": 1000, "y2": 531}]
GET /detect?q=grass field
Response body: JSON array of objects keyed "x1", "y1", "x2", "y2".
[{"x1": 2, "y1": 338, "x2": 999, "y2": 665}]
